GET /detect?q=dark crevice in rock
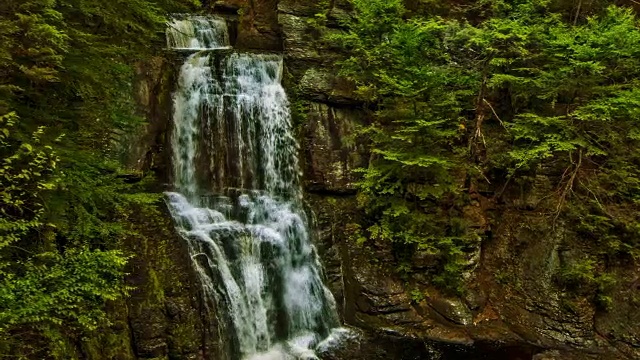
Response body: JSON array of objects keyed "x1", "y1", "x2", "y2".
[
  {"x1": 305, "y1": 186, "x2": 357, "y2": 196},
  {"x1": 127, "y1": 315, "x2": 139, "y2": 359},
  {"x1": 213, "y1": 3, "x2": 242, "y2": 15}
]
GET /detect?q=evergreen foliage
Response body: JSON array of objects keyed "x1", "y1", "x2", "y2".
[{"x1": 335, "y1": 0, "x2": 640, "y2": 296}]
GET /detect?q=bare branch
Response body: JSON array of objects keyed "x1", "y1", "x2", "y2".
[
  {"x1": 554, "y1": 149, "x2": 583, "y2": 223},
  {"x1": 483, "y1": 98, "x2": 508, "y2": 131}
]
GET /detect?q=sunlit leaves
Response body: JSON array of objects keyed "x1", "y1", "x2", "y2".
[{"x1": 0, "y1": 249, "x2": 130, "y2": 333}]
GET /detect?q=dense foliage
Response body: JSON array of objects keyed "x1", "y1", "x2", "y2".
[
  {"x1": 0, "y1": 0, "x2": 198, "y2": 357},
  {"x1": 335, "y1": 0, "x2": 640, "y2": 297}
]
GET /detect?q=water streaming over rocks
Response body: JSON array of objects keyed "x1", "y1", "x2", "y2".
[
  {"x1": 167, "y1": 16, "x2": 231, "y2": 50},
  {"x1": 165, "y1": 16, "x2": 342, "y2": 359}
]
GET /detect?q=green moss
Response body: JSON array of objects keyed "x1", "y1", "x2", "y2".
[
  {"x1": 148, "y1": 268, "x2": 166, "y2": 304},
  {"x1": 557, "y1": 257, "x2": 617, "y2": 310},
  {"x1": 82, "y1": 309, "x2": 136, "y2": 360}
]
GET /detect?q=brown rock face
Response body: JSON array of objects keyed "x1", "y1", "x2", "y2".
[
  {"x1": 208, "y1": 0, "x2": 282, "y2": 51},
  {"x1": 124, "y1": 208, "x2": 220, "y2": 360},
  {"x1": 119, "y1": 56, "x2": 174, "y2": 179},
  {"x1": 303, "y1": 103, "x2": 365, "y2": 193}
]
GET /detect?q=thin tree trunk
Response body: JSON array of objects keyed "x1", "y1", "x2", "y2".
[{"x1": 574, "y1": 0, "x2": 583, "y2": 26}]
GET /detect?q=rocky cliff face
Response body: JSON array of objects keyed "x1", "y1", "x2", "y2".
[
  {"x1": 93, "y1": 56, "x2": 223, "y2": 360},
  {"x1": 116, "y1": 1, "x2": 640, "y2": 359}
]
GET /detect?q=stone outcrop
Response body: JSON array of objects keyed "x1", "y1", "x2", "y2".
[
  {"x1": 123, "y1": 208, "x2": 217, "y2": 360},
  {"x1": 82, "y1": 204, "x2": 221, "y2": 360}
]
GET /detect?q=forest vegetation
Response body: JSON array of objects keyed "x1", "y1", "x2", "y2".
[
  {"x1": 0, "y1": 0, "x2": 198, "y2": 357},
  {"x1": 329, "y1": 0, "x2": 640, "y2": 299},
  {"x1": 1, "y1": 0, "x2": 640, "y2": 358}
]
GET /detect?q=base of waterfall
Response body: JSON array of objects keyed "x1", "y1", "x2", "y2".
[
  {"x1": 246, "y1": 328, "x2": 356, "y2": 360},
  {"x1": 166, "y1": 191, "x2": 342, "y2": 359}
]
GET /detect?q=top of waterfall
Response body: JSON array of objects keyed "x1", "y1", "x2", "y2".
[{"x1": 166, "y1": 15, "x2": 231, "y2": 51}]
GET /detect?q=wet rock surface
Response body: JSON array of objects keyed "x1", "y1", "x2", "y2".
[
  {"x1": 427, "y1": 297, "x2": 473, "y2": 327},
  {"x1": 317, "y1": 327, "x2": 542, "y2": 360},
  {"x1": 124, "y1": 208, "x2": 217, "y2": 360},
  {"x1": 303, "y1": 103, "x2": 365, "y2": 193}
]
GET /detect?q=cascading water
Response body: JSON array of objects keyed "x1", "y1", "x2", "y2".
[
  {"x1": 167, "y1": 16, "x2": 231, "y2": 50},
  {"x1": 164, "y1": 16, "x2": 342, "y2": 360}
]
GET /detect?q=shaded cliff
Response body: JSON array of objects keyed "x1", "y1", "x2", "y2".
[{"x1": 91, "y1": 57, "x2": 222, "y2": 360}]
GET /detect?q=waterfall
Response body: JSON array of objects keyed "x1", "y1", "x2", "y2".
[
  {"x1": 167, "y1": 16, "x2": 231, "y2": 50},
  {"x1": 164, "y1": 16, "x2": 341, "y2": 359}
]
